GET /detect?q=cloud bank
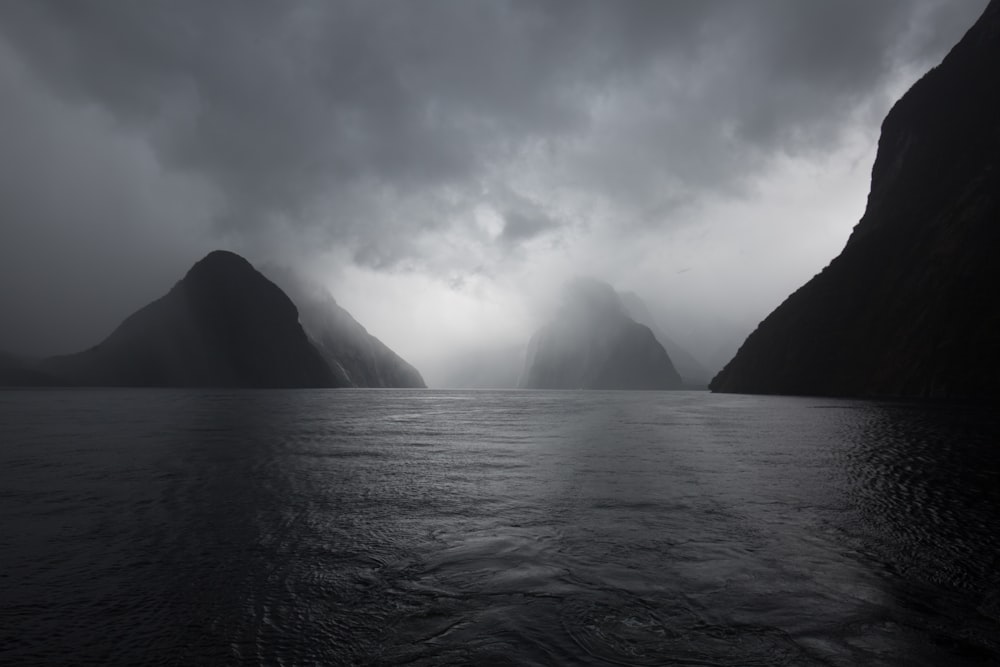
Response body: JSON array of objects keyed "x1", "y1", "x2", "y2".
[{"x1": 0, "y1": 0, "x2": 987, "y2": 379}]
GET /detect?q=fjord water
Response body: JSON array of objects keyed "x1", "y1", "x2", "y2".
[{"x1": 2, "y1": 390, "x2": 999, "y2": 665}]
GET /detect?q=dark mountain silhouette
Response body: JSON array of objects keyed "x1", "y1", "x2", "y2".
[
  {"x1": 40, "y1": 250, "x2": 338, "y2": 387},
  {"x1": 711, "y1": 1, "x2": 1000, "y2": 398},
  {"x1": 0, "y1": 351, "x2": 59, "y2": 386},
  {"x1": 520, "y1": 278, "x2": 683, "y2": 390},
  {"x1": 618, "y1": 292, "x2": 710, "y2": 386},
  {"x1": 266, "y1": 270, "x2": 425, "y2": 388}
]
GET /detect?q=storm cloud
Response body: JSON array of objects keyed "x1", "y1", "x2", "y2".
[{"x1": 0, "y1": 0, "x2": 988, "y2": 377}]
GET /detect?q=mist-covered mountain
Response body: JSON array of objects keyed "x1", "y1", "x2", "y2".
[
  {"x1": 520, "y1": 278, "x2": 683, "y2": 390},
  {"x1": 39, "y1": 250, "x2": 337, "y2": 387},
  {"x1": 711, "y1": 1, "x2": 1000, "y2": 398},
  {"x1": 434, "y1": 344, "x2": 526, "y2": 389},
  {"x1": 266, "y1": 270, "x2": 425, "y2": 389},
  {"x1": 618, "y1": 292, "x2": 711, "y2": 386},
  {"x1": 1, "y1": 250, "x2": 425, "y2": 388}
]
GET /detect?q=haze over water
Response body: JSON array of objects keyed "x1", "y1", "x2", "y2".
[{"x1": 2, "y1": 389, "x2": 999, "y2": 665}]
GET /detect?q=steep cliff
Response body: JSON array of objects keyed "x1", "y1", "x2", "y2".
[{"x1": 711, "y1": 1, "x2": 1000, "y2": 398}]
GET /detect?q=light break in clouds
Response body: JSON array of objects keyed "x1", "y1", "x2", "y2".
[{"x1": 0, "y1": 0, "x2": 989, "y2": 382}]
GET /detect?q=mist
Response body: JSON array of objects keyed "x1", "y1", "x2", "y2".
[
  {"x1": 0, "y1": 0, "x2": 988, "y2": 384},
  {"x1": 5, "y1": 3, "x2": 1000, "y2": 661}
]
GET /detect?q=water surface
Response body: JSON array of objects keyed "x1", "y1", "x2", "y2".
[{"x1": 1, "y1": 389, "x2": 999, "y2": 665}]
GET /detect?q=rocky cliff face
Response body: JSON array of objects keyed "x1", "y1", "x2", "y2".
[
  {"x1": 711, "y1": 1, "x2": 1000, "y2": 398},
  {"x1": 41, "y1": 250, "x2": 338, "y2": 388},
  {"x1": 520, "y1": 279, "x2": 683, "y2": 390}
]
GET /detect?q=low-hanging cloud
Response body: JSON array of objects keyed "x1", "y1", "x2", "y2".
[{"x1": 0, "y1": 0, "x2": 988, "y2": 366}]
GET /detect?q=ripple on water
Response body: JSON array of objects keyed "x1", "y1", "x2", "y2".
[
  {"x1": 2, "y1": 390, "x2": 999, "y2": 665},
  {"x1": 559, "y1": 598, "x2": 817, "y2": 666}
]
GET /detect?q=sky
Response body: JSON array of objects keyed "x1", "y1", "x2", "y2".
[{"x1": 0, "y1": 0, "x2": 989, "y2": 385}]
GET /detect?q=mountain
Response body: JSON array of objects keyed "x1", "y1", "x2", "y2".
[
  {"x1": 266, "y1": 271, "x2": 426, "y2": 389},
  {"x1": 520, "y1": 278, "x2": 683, "y2": 390},
  {"x1": 0, "y1": 350, "x2": 59, "y2": 386},
  {"x1": 711, "y1": 1, "x2": 1000, "y2": 398},
  {"x1": 435, "y1": 344, "x2": 526, "y2": 389},
  {"x1": 40, "y1": 250, "x2": 338, "y2": 387},
  {"x1": 300, "y1": 296, "x2": 426, "y2": 389},
  {"x1": 618, "y1": 292, "x2": 711, "y2": 386}
]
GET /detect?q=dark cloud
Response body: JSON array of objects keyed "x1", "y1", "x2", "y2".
[
  {"x1": 501, "y1": 211, "x2": 559, "y2": 245},
  {"x1": 0, "y1": 0, "x2": 989, "y2": 359},
  {"x1": 0, "y1": 38, "x2": 213, "y2": 354}
]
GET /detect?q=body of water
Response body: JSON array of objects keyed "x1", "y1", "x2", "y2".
[{"x1": 1, "y1": 389, "x2": 999, "y2": 665}]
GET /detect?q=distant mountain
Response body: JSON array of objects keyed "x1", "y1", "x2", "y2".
[
  {"x1": 520, "y1": 278, "x2": 683, "y2": 390},
  {"x1": 0, "y1": 350, "x2": 59, "y2": 387},
  {"x1": 40, "y1": 250, "x2": 337, "y2": 387},
  {"x1": 435, "y1": 344, "x2": 526, "y2": 389},
  {"x1": 266, "y1": 271, "x2": 425, "y2": 389},
  {"x1": 711, "y1": 1, "x2": 1000, "y2": 398},
  {"x1": 618, "y1": 292, "x2": 710, "y2": 386}
]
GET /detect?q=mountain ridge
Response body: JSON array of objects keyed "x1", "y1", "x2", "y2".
[
  {"x1": 40, "y1": 250, "x2": 338, "y2": 387},
  {"x1": 265, "y1": 269, "x2": 426, "y2": 389},
  {"x1": 1, "y1": 250, "x2": 425, "y2": 389},
  {"x1": 710, "y1": 1, "x2": 1000, "y2": 398}
]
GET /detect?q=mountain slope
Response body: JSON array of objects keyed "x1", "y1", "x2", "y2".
[
  {"x1": 711, "y1": 1, "x2": 1000, "y2": 398},
  {"x1": 305, "y1": 299, "x2": 425, "y2": 388},
  {"x1": 268, "y1": 273, "x2": 425, "y2": 389},
  {"x1": 0, "y1": 351, "x2": 60, "y2": 386},
  {"x1": 41, "y1": 250, "x2": 338, "y2": 388},
  {"x1": 618, "y1": 292, "x2": 710, "y2": 386},
  {"x1": 520, "y1": 278, "x2": 683, "y2": 390}
]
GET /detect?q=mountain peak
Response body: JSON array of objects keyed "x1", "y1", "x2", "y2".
[
  {"x1": 40, "y1": 250, "x2": 336, "y2": 387},
  {"x1": 183, "y1": 249, "x2": 259, "y2": 281},
  {"x1": 521, "y1": 278, "x2": 682, "y2": 390},
  {"x1": 560, "y1": 277, "x2": 626, "y2": 322}
]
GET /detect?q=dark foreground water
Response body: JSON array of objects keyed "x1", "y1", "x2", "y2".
[{"x1": 1, "y1": 390, "x2": 999, "y2": 666}]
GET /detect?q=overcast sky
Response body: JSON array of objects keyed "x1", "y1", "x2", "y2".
[{"x1": 0, "y1": 0, "x2": 988, "y2": 384}]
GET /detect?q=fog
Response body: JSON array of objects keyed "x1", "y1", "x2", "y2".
[{"x1": 0, "y1": 1, "x2": 987, "y2": 385}]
